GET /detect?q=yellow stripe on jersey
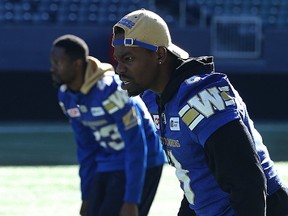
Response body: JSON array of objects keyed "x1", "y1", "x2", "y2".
[
  {"x1": 103, "y1": 100, "x2": 118, "y2": 113},
  {"x1": 179, "y1": 104, "x2": 199, "y2": 125},
  {"x1": 219, "y1": 87, "x2": 235, "y2": 106},
  {"x1": 122, "y1": 107, "x2": 138, "y2": 130},
  {"x1": 220, "y1": 91, "x2": 231, "y2": 101},
  {"x1": 179, "y1": 104, "x2": 205, "y2": 131},
  {"x1": 182, "y1": 108, "x2": 200, "y2": 126}
]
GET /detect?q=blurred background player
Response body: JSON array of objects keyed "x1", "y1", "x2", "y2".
[
  {"x1": 50, "y1": 34, "x2": 166, "y2": 216},
  {"x1": 112, "y1": 9, "x2": 288, "y2": 216}
]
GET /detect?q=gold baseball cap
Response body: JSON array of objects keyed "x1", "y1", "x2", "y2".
[{"x1": 112, "y1": 9, "x2": 189, "y2": 59}]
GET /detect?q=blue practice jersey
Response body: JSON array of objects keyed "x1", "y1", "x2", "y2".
[
  {"x1": 58, "y1": 57, "x2": 166, "y2": 203},
  {"x1": 142, "y1": 57, "x2": 284, "y2": 215}
]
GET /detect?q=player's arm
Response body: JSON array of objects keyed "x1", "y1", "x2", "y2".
[
  {"x1": 115, "y1": 103, "x2": 147, "y2": 204},
  {"x1": 204, "y1": 119, "x2": 266, "y2": 215},
  {"x1": 70, "y1": 119, "x2": 99, "y2": 202},
  {"x1": 101, "y1": 82, "x2": 147, "y2": 207},
  {"x1": 58, "y1": 92, "x2": 98, "y2": 215}
]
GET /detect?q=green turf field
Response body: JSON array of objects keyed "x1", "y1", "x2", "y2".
[
  {"x1": 0, "y1": 163, "x2": 287, "y2": 216},
  {"x1": 0, "y1": 122, "x2": 287, "y2": 216}
]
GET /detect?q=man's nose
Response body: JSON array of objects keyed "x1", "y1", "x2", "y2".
[
  {"x1": 115, "y1": 63, "x2": 125, "y2": 75},
  {"x1": 50, "y1": 65, "x2": 58, "y2": 74}
]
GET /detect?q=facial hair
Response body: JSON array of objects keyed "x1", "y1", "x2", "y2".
[{"x1": 51, "y1": 73, "x2": 64, "y2": 89}]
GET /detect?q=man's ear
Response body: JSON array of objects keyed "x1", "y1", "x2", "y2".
[
  {"x1": 74, "y1": 59, "x2": 84, "y2": 69},
  {"x1": 156, "y1": 46, "x2": 168, "y2": 64}
]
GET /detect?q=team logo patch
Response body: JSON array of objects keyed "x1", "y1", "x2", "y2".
[
  {"x1": 152, "y1": 114, "x2": 160, "y2": 130},
  {"x1": 103, "y1": 91, "x2": 128, "y2": 114},
  {"x1": 179, "y1": 85, "x2": 234, "y2": 131},
  {"x1": 67, "y1": 108, "x2": 80, "y2": 118},
  {"x1": 91, "y1": 107, "x2": 105, "y2": 116},
  {"x1": 78, "y1": 105, "x2": 87, "y2": 113},
  {"x1": 170, "y1": 117, "x2": 180, "y2": 131}
]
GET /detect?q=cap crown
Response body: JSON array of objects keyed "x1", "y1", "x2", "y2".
[
  {"x1": 113, "y1": 9, "x2": 189, "y2": 59},
  {"x1": 116, "y1": 9, "x2": 171, "y2": 48}
]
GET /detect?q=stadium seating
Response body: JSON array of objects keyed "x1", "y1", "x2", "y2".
[
  {"x1": 184, "y1": 0, "x2": 288, "y2": 28},
  {"x1": 0, "y1": 0, "x2": 287, "y2": 28},
  {"x1": 0, "y1": 0, "x2": 149, "y2": 25}
]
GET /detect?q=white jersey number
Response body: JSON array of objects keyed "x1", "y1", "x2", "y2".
[
  {"x1": 166, "y1": 150, "x2": 195, "y2": 205},
  {"x1": 93, "y1": 124, "x2": 124, "y2": 150}
]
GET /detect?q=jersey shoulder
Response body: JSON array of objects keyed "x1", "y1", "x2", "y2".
[
  {"x1": 176, "y1": 72, "x2": 230, "y2": 105},
  {"x1": 177, "y1": 73, "x2": 238, "y2": 138}
]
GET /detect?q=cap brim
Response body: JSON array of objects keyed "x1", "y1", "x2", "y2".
[{"x1": 167, "y1": 44, "x2": 189, "y2": 59}]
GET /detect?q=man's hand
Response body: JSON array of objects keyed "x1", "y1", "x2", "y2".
[
  {"x1": 80, "y1": 200, "x2": 89, "y2": 216},
  {"x1": 120, "y1": 203, "x2": 138, "y2": 216}
]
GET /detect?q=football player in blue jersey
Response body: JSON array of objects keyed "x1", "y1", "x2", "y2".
[
  {"x1": 50, "y1": 34, "x2": 166, "y2": 216},
  {"x1": 112, "y1": 9, "x2": 288, "y2": 216}
]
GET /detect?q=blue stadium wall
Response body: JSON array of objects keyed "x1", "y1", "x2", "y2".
[{"x1": 0, "y1": 26, "x2": 287, "y2": 122}]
